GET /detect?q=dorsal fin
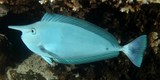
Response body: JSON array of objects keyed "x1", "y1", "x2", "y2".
[
  {"x1": 41, "y1": 13, "x2": 66, "y2": 22},
  {"x1": 41, "y1": 13, "x2": 119, "y2": 47}
]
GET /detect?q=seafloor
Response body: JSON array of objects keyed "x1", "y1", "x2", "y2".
[{"x1": 0, "y1": 0, "x2": 160, "y2": 80}]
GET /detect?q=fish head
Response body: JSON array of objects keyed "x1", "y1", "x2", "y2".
[{"x1": 8, "y1": 22, "x2": 42, "y2": 48}]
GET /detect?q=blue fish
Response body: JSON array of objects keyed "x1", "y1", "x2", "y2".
[{"x1": 8, "y1": 13, "x2": 147, "y2": 67}]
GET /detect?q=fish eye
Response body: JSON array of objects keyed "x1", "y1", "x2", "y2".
[{"x1": 31, "y1": 28, "x2": 36, "y2": 35}]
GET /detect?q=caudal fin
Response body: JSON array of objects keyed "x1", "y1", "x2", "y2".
[{"x1": 122, "y1": 35, "x2": 147, "y2": 67}]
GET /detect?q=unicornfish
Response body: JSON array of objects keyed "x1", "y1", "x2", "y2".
[{"x1": 8, "y1": 13, "x2": 147, "y2": 67}]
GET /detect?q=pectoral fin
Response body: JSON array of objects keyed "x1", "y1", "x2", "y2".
[
  {"x1": 38, "y1": 45, "x2": 68, "y2": 64},
  {"x1": 41, "y1": 56, "x2": 53, "y2": 65},
  {"x1": 39, "y1": 45, "x2": 59, "y2": 59}
]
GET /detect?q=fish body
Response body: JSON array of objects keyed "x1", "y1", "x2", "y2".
[{"x1": 9, "y1": 13, "x2": 147, "y2": 67}]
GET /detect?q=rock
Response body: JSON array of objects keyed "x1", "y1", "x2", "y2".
[
  {"x1": 7, "y1": 54, "x2": 58, "y2": 80},
  {"x1": 0, "y1": 4, "x2": 8, "y2": 17},
  {"x1": 0, "y1": 34, "x2": 11, "y2": 73},
  {"x1": 149, "y1": 32, "x2": 160, "y2": 54},
  {"x1": 0, "y1": 34, "x2": 12, "y2": 79}
]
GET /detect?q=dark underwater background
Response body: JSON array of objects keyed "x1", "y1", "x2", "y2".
[{"x1": 0, "y1": 0, "x2": 160, "y2": 80}]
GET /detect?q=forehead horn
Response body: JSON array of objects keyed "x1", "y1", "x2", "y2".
[{"x1": 8, "y1": 26, "x2": 23, "y2": 31}]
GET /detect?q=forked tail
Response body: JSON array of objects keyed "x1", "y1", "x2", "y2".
[{"x1": 122, "y1": 35, "x2": 147, "y2": 67}]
